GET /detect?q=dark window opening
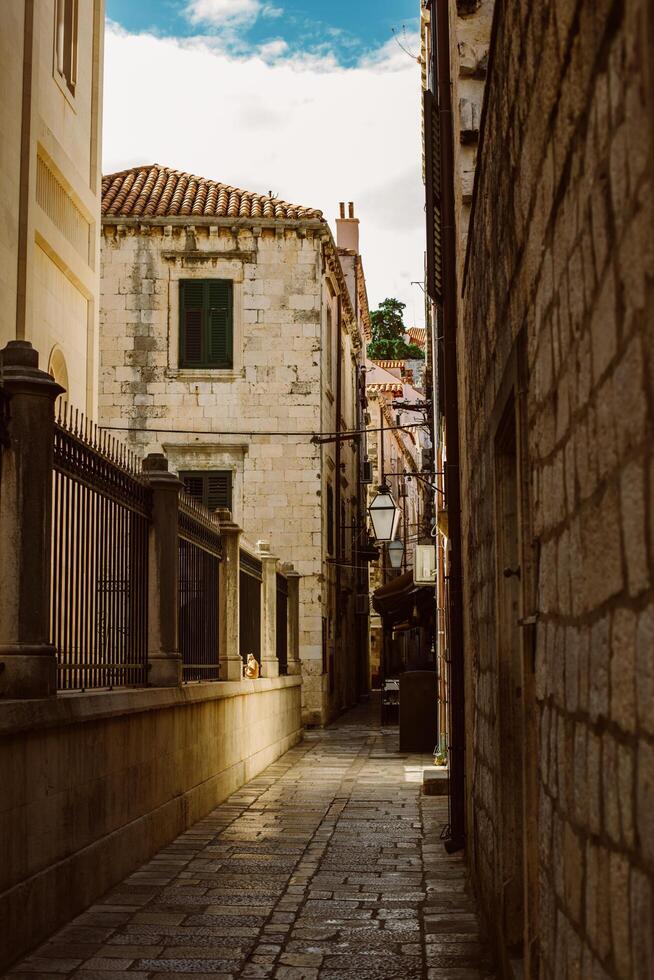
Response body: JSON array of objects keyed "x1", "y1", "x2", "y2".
[
  {"x1": 180, "y1": 470, "x2": 232, "y2": 513},
  {"x1": 55, "y1": 0, "x2": 78, "y2": 95}
]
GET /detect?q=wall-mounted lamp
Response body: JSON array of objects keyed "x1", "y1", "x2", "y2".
[
  {"x1": 387, "y1": 539, "x2": 404, "y2": 569},
  {"x1": 368, "y1": 484, "x2": 400, "y2": 542}
]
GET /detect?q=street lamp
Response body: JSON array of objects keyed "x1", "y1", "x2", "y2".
[
  {"x1": 387, "y1": 538, "x2": 404, "y2": 569},
  {"x1": 368, "y1": 484, "x2": 400, "y2": 542}
]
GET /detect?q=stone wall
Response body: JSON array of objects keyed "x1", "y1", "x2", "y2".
[
  {"x1": 100, "y1": 221, "x2": 361, "y2": 726},
  {"x1": 0, "y1": 677, "x2": 302, "y2": 973},
  {"x1": 459, "y1": 1, "x2": 654, "y2": 976},
  {"x1": 0, "y1": 0, "x2": 103, "y2": 415}
]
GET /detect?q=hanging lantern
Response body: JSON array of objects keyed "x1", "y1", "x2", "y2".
[
  {"x1": 368, "y1": 484, "x2": 400, "y2": 542},
  {"x1": 387, "y1": 538, "x2": 404, "y2": 569}
]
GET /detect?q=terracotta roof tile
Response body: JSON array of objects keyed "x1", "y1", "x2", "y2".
[
  {"x1": 408, "y1": 327, "x2": 426, "y2": 348},
  {"x1": 367, "y1": 382, "x2": 403, "y2": 394},
  {"x1": 102, "y1": 164, "x2": 323, "y2": 221}
]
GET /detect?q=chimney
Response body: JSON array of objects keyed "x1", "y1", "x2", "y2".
[{"x1": 335, "y1": 200, "x2": 360, "y2": 253}]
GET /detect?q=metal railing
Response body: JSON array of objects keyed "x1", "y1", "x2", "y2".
[
  {"x1": 239, "y1": 549, "x2": 262, "y2": 664},
  {"x1": 51, "y1": 406, "x2": 150, "y2": 690},
  {"x1": 178, "y1": 493, "x2": 222, "y2": 681},
  {"x1": 276, "y1": 572, "x2": 288, "y2": 675}
]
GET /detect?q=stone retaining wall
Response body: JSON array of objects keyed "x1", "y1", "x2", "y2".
[{"x1": 0, "y1": 677, "x2": 302, "y2": 972}]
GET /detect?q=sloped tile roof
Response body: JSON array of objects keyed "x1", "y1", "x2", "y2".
[
  {"x1": 408, "y1": 327, "x2": 426, "y2": 348},
  {"x1": 365, "y1": 359, "x2": 404, "y2": 395},
  {"x1": 367, "y1": 382, "x2": 403, "y2": 394},
  {"x1": 101, "y1": 165, "x2": 323, "y2": 221}
]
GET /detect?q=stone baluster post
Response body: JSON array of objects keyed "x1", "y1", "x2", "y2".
[
  {"x1": 0, "y1": 341, "x2": 63, "y2": 698},
  {"x1": 217, "y1": 508, "x2": 243, "y2": 680},
  {"x1": 283, "y1": 564, "x2": 302, "y2": 677},
  {"x1": 142, "y1": 453, "x2": 182, "y2": 686},
  {"x1": 257, "y1": 540, "x2": 279, "y2": 678}
]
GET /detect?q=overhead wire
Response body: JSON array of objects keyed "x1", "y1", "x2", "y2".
[{"x1": 100, "y1": 420, "x2": 428, "y2": 440}]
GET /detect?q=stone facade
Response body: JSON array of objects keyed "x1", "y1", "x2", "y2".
[
  {"x1": 100, "y1": 200, "x2": 368, "y2": 726},
  {"x1": 0, "y1": 0, "x2": 104, "y2": 414},
  {"x1": 365, "y1": 364, "x2": 430, "y2": 686},
  {"x1": 452, "y1": 0, "x2": 654, "y2": 977}
]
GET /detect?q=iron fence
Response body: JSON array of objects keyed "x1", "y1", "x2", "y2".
[
  {"x1": 239, "y1": 549, "x2": 262, "y2": 664},
  {"x1": 178, "y1": 493, "x2": 222, "y2": 681},
  {"x1": 51, "y1": 406, "x2": 150, "y2": 690},
  {"x1": 276, "y1": 572, "x2": 288, "y2": 675}
]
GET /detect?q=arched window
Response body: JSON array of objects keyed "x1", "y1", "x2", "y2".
[{"x1": 47, "y1": 347, "x2": 69, "y2": 410}]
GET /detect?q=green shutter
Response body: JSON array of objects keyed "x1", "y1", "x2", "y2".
[
  {"x1": 207, "y1": 280, "x2": 232, "y2": 368},
  {"x1": 207, "y1": 472, "x2": 232, "y2": 511},
  {"x1": 181, "y1": 473, "x2": 204, "y2": 503},
  {"x1": 180, "y1": 281, "x2": 204, "y2": 366},
  {"x1": 179, "y1": 280, "x2": 233, "y2": 369},
  {"x1": 180, "y1": 471, "x2": 232, "y2": 512}
]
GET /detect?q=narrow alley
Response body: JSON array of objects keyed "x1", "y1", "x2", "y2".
[{"x1": 4, "y1": 703, "x2": 490, "y2": 980}]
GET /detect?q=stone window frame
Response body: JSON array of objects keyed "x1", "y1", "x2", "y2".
[
  {"x1": 164, "y1": 442, "x2": 248, "y2": 525},
  {"x1": 53, "y1": 0, "x2": 79, "y2": 105},
  {"x1": 166, "y1": 261, "x2": 245, "y2": 382}
]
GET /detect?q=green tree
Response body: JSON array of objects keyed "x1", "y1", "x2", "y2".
[{"x1": 366, "y1": 297, "x2": 425, "y2": 361}]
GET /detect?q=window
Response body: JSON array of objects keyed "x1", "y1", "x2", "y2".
[
  {"x1": 340, "y1": 502, "x2": 347, "y2": 558},
  {"x1": 326, "y1": 483, "x2": 334, "y2": 555},
  {"x1": 179, "y1": 279, "x2": 233, "y2": 369},
  {"x1": 325, "y1": 304, "x2": 333, "y2": 387},
  {"x1": 180, "y1": 471, "x2": 232, "y2": 513},
  {"x1": 55, "y1": 0, "x2": 78, "y2": 96}
]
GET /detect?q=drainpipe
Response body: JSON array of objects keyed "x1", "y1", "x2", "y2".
[
  {"x1": 435, "y1": 0, "x2": 466, "y2": 852},
  {"x1": 334, "y1": 294, "x2": 343, "y2": 708}
]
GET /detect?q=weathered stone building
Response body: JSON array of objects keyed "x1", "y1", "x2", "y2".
[
  {"x1": 0, "y1": 0, "x2": 104, "y2": 414},
  {"x1": 99, "y1": 166, "x2": 370, "y2": 725},
  {"x1": 365, "y1": 359, "x2": 430, "y2": 687},
  {"x1": 423, "y1": 0, "x2": 654, "y2": 977}
]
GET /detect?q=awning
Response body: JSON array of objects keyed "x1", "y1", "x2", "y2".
[{"x1": 372, "y1": 571, "x2": 435, "y2": 628}]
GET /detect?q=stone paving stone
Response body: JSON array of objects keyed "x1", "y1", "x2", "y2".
[{"x1": 3, "y1": 699, "x2": 494, "y2": 979}]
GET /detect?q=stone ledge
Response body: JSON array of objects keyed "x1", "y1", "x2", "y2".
[
  {"x1": 0, "y1": 674, "x2": 302, "y2": 736},
  {"x1": 423, "y1": 767, "x2": 450, "y2": 796}
]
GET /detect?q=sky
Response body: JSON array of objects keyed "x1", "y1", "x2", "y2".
[{"x1": 103, "y1": 0, "x2": 426, "y2": 326}]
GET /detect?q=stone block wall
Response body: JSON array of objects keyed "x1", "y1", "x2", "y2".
[
  {"x1": 459, "y1": 1, "x2": 653, "y2": 976},
  {"x1": 0, "y1": 678, "x2": 302, "y2": 973},
  {"x1": 100, "y1": 221, "x2": 360, "y2": 726}
]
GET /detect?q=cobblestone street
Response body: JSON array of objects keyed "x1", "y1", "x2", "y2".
[{"x1": 5, "y1": 701, "x2": 490, "y2": 980}]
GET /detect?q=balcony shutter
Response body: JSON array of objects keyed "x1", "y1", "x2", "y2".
[{"x1": 424, "y1": 89, "x2": 443, "y2": 304}]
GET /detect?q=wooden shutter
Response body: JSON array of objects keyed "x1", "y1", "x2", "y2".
[
  {"x1": 327, "y1": 484, "x2": 334, "y2": 556},
  {"x1": 179, "y1": 280, "x2": 233, "y2": 368},
  {"x1": 180, "y1": 281, "x2": 204, "y2": 366},
  {"x1": 207, "y1": 472, "x2": 232, "y2": 511},
  {"x1": 181, "y1": 473, "x2": 204, "y2": 503},
  {"x1": 207, "y1": 280, "x2": 232, "y2": 368},
  {"x1": 424, "y1": 89, "x2": 443, "y2": 304},
  {"x1": 180, "y1": 471, "x2": 232, "y2": 512}
]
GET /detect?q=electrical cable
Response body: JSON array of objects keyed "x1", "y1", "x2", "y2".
[{"x1": 99, "y1": 420, "x2": 426, "y2": 440}]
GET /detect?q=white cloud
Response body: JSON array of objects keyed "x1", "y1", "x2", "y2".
[
  {"x1": 102, "y1": 26, "x2": 426, "y2": 326},
  {"x1": 185, "y1": 0, "x2": 282, "y2": 27},
  {"x1": 257, "y1": 37, "x2": 289, "y2": 60}
]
